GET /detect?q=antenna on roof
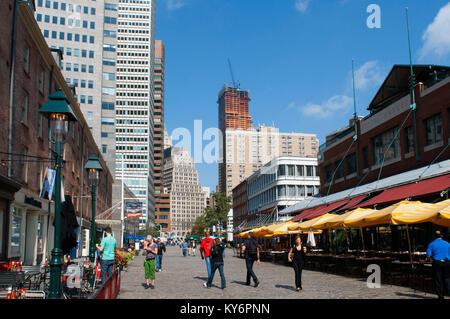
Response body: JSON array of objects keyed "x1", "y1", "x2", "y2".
[
  {"x1": 352, "y1": 59, "x2": 360, "y2": 181},
  {"x1": 405, "y1": 7, "x2": 420, "y2": 161},
  {"x1": 227, "y1": 58, "x2": 240, "y2": 89}
]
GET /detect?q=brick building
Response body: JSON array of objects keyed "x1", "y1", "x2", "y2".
[
  {"x1": 0, "y1": 0, "x2": 113, "y2": 264},
  {"x1": 319, "y1": 64, "x2": 450, "y2": 195}
]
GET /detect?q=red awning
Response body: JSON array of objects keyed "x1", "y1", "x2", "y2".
[
  {"x1": 335, "y1": 195, "x2": 367, "y2": 212},
  {"x1": 303, "y1": 199, "x2": 350, "y2": 220},
  {"x1": 359, "y1": 174, "x2": 450, "y2": 208},
  {"x1": 289, "y1": 205, "x2": 325, "y2": 222}
]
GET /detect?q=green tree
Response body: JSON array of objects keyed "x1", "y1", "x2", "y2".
[
  {"x1": 203, "y1": 192, "x2": 231, "y2": 235},
  {"x1": 138, "y1": 223, "x2": 160, "y2": 238}
]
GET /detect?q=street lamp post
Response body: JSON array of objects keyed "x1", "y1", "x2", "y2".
[
  {"x1": 84, "y1": 154, "x2": 103, "y2": 287},
  {"x1": 39, "y1": 89, "x2": 78, "y2": 299}
]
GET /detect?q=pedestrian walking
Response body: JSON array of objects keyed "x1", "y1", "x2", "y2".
[
  {"x1": 143, "y1": 235, "x2": 158, "y2": 289},
  {"x1": 156, "y1": 238, "x2": 166, "y2": 272},
  {"x1": 205, "y1": 238, "x2": 226, "y2": 290},
  {"x1": 200, "y1": 232, "x2": 214, "y2": 286},
  {"x1": 188, "y1": 241, "x2": 192, "y2": 256},
  {"x1": 181, "y1": 240, "x2": 188, "y2": 257},
  {"x1": 191, "y1": 240, "x2": 197, "y2": 256},
  {"x1": 426, "y1": 230, "x2": 450, "y2": 299},
  {"x1": 288, "y1": 235, "x2": 307, "y2": 291},
  {"x1": 241, "y1": 232, "x2": 260, "y2": 287},
  {"x1": 95, "y1": 227, "x2": 117, "y2": 285}
]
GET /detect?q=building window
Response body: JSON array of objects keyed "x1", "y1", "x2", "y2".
[
  {"x1": 277, "y1": 165, "x2": 286, "y2": 176},
  {"x1": 325, "y1": 164, "x2": 332, "y2": 183},
  {"x1": 405, "y1": 126, "x2": 414, "y2": 154},
  {"x1": 102, "y1": 87, "x2": 115, "y2": 96},
  {"x1": 334, "y1": 161, "x2": 344, "y2": 180},
  {"x1": 372, "y1": 127, "x2": 400, "y2": 165},
  {"x1": 20, "y1": 147, "x2": 28, "y2": 183},
  {"x1": 22, "y1": 92, "x2": 29, "y2": 124},
  {"x1": 23, "y1": 44, "x2": 30, "y2": 73},
  {"x1": 87, "y1": 111, "x2": 93, "y2": 121},
  {"x1": 102, "y1": 145, "x2": 107, "y2": 154},
  {"x1": 346, "y1": 153, "x2": 356, "y2": 175},
  {"x1": 88, "y1": 80, "x2": 93, "y2": 88},
  {"x1": 362, "y1": 147, "x2": 369, "y2": 169},
  {"x1": 424, "y1": 113, "x2": 442, "y2": 146},
  {"x1": 306, "y1": 165, "x2": 314, "y2": 177},
  {"x1": 10, "y1": 207, "x2": 23, "y2": 257},
  {"x1": 87, "y1": 96, "x2": 93, "y2": 104},
  {"x1": 38, "y1": 113, "x2": 44, "y2": 138},
  {"x1": 104, "y1": 30, "x2": 116, "y2": 38}
]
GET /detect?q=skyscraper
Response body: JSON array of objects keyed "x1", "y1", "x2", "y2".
[
  {"x1": 153, "y1": 40, "x2": 171, "y2": 234},
  {"x1": 163, "y1": 147, "x2": 206, "y2": 238},
  {"x1": 115, "y1": 0, "x2": 156, "y2": 227},
  {"x1": 218, "y1": 85, "x2": 252, "y2": 132},
  {"x1": 219, "y1": 125, "x2": 319, "y2": 196},
  {"x1": 35, "y1": 0, "x2": 119, "y2": 174}
]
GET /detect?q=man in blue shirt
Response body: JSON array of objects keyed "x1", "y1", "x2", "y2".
[
  {"x1": 96, "y1": 227, "x2": 117, "y2": 285},
  {"x1": 426, "y1": 230, "x2": 450, "y2": 299}
]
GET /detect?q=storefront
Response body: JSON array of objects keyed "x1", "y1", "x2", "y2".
[
  {"x1": 0, "y1": 175, "x2": 22, "y2": 261},
  {"x1": 8, "y1": 188, "x2": 53, "y2": 265}
]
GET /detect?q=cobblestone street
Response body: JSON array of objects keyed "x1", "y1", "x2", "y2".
[{"x1": 117, "y1": 246, "x2": 437, "y2": 299}]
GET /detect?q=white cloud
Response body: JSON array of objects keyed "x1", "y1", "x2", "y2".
[
  {"x1": 299, "y1": 95, "x2": 353, "y2": 119},
  {"x1": 353, "y1": 60, "x2": 384, "y2": 90},
  {"x1": 295, "y1": 0, "x2": 311, "y2": 13},
  {"x1": 419, "y1": 2, "x2": 450, "y2": 60},
  {"x1": 167, "y1": 0, "x2": 186, "y2": 10}
]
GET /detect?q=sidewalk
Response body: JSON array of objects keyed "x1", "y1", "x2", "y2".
[{"x1": 117, "y1": 246, "x2": 437, "y2": 299}]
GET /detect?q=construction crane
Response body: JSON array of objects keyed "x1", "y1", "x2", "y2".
[{"x1": 227, "y1": 58, "x2": 240, "y2": 89}]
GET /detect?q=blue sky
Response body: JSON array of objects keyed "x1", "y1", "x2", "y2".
[{"x1": 155, "y1": 0, "x2": 450, "y2": 191}]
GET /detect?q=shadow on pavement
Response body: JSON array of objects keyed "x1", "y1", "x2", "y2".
[
  {"x1": 193, "y1": 276, "x2": 208, "y2": 281},
  {"x1": 231, "y1": 280, "x2": 250, "y2": 286},
  {"x1": 395, "y1": 292, "x2": 435, "y2": 299},
  {"x1": 275, "y1": 284, "x2": 297, "y2": 292}
]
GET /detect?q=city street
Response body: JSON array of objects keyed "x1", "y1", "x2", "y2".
[{"x1": 117, "y1": 246, "x2": 435, "y2": 299}]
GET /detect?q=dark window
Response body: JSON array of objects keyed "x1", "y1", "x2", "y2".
[
  {"x1": 362, "y1": 147, "x2": 369, "y2": 169},
  {"x1": 424, "y1": 113, "x2": 442, "y2": 146},
  {"x1": 372, "y1": 127, "x2": 400, "y2": 165},
  {"x1": 405, "y1": 126, "x2": 414, "y2": 154},
  {"x1": 335, "y1": 161, "x2": 344, "y2": 179},
  {"x1": 325, "y1": 164, "x2": 333, "y2": 183},
  {"x1": 346, "y1": 153, "x2": 356, "y2": 175}
]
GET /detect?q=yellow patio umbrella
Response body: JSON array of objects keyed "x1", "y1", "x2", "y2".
[
  {"x1": 265, "y1": 221, "x2": 298, "y2": 236},
  {"x1": 313, "y1": 208, "x2": 378, "y2": 229},
  {"x1": 293, "y1": 213, "x2": 339, "y2": 231},
  {"x1": 433, "y1": 203, "x2": 450, "y2": 227},
  {"x1": 344, "y1": 200, "x2": 422, "y2": 228},
  {"x1": 341, "y1": 208, "x2": 379, "y2": 228},
  {"x1": 391, "y1": 199, "x2": 450, "y2": 225},
  {"x1": 252, "y1": 226, "x2": 272, "y2": 237}
]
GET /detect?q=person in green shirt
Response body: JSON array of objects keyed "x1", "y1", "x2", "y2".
[{"x1": 96, "y1": 227, "x2": 117, "y2": 285}]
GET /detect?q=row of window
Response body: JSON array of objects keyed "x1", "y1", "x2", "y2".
[
  {"x1": 36, "y1": 14, "x2": 96, "y2": 29},
  {"x1": 63, "y1": 63, "x2": 94, "y2": 73},
  {"x1": 325, "y1": 112, "x2": 447, "y2": 182},
  {"x1": 43, "y1": 30, "x2": 95, "y2": 43},
  {"x1": 37, "y1": 0, "x2": 96, "y2": 15}
]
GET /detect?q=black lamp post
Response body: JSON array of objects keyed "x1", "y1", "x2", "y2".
[
  {"x1": 84, "y1": 154, "x2": 102, "y2": 287},
  {"x1": 38, "y1": 89, "x2": 78, "y2": 299}
]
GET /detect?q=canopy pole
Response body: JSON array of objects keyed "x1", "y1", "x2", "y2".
[
  {"x1": 328, "y1": 230, "x2": 333, "y2": 254},
  {"x1": 345, "y1": 228, "x2": 350, "y2": 253},
  {"x1": 405, "y1": 224, "x2": 414, "y2": 267},
  {"x1": 360, "y1": 227, "x2": 366, "y2": 257}
]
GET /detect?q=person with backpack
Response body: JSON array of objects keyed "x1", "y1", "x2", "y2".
[
  {"x1": 156, "y1": 238, "x2": 166, "y2": 272},
  {"x1": 241, "y1": 232, "x2": 260, "y2": 287},
  {"x1": 205, "y1": 238, "x2": 226, "y2": 290}
]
